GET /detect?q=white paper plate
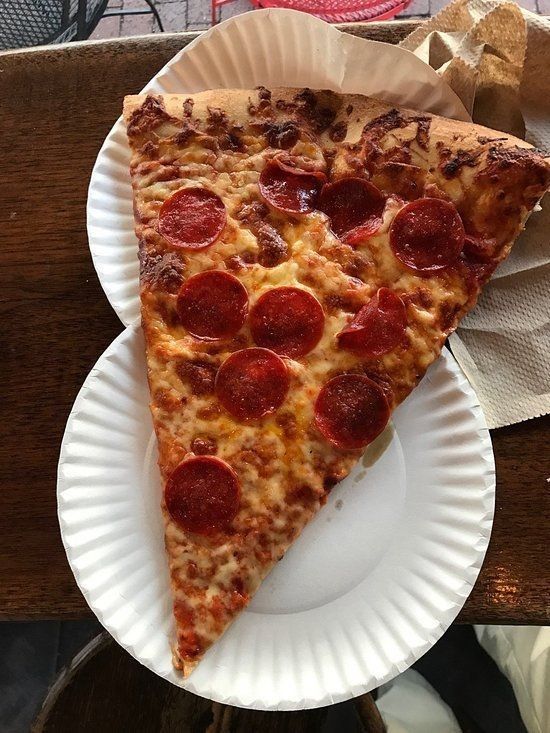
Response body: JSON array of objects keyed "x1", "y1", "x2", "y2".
[
  {"x1": 58, "y1": 324, "x2": 494, "y2": 710},
  {"x1": 87, "y1": 8, "x2": 470, "y2": 327}
]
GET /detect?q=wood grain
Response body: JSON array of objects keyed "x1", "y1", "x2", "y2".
[{"x1": 0, "y1": 23, "x2": 548, "y2": 623}]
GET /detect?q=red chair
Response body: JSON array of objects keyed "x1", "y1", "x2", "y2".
[{"x1": 211, "y1": 0, "x2": 411, "y2": 26}]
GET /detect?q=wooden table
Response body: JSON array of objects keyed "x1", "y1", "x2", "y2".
[{"x1": 0, "y1": 21, "x2": 548, "y2": 625}]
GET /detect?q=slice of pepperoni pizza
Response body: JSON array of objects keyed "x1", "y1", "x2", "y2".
[{"x1": 123, "y1": 88, "x2": 550, "y2": 676}]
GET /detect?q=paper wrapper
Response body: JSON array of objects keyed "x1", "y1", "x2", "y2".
[{"x1": 402, "y1": 0, "x2": 550, "y2": 428}]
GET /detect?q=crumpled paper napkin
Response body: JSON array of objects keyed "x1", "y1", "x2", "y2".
[{"x1": 401, "y1": 0, "x2": 550, "y2": 428}]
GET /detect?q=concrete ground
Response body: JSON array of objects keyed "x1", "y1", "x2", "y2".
[{"x1": 90, "y1": 0, "x2": 546, "y2": 40}]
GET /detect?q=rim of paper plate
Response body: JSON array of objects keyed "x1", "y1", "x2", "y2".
[
  {"x1": 58, "y1": 324, "x2": 494, "y2": 709},
  {"x1": 86, "y1": 8, "x2": 469, "y2": 327}
]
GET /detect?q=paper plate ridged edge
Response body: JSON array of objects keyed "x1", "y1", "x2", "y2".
[
  {"x1": 86, "y1": 8, "x2": 469, "y2": 327},
  {"x1": 58, "y1": 326, "x2": 494, "y2": 710}
]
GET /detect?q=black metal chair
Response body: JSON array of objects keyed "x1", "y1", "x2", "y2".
[
  {"x1": 102, "y1": 0, "x2": 164, "y2": 35},
  {"x1": 0, "y1": 0, "x2": 163, "y2": 51}
]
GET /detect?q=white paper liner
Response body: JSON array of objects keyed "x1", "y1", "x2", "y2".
[
  {"x1": 58, "y1": 324, "x2": 494, "y2": 709},
  {"x1": 87, "y1": 7, "x2": 469, "y2": 327}
]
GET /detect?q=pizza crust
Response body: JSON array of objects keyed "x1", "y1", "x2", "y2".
[{"x1": 123, "y1": 87, "x2": 535, "y2": 150}]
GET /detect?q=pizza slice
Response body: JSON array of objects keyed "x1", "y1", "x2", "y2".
[{"x1": 123, "y1": 88, "x2": 549, "y2": 676}]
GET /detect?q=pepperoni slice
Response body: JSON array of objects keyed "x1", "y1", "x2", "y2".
[
  {"x1": 337, "y1": 288, "x2": 406, "y2": 358},
  {"x1": 390, "y1": 198, "x2": 465, "y2": 272},
  {"x1": 215, "y1": 347, "x2": 289, "y2": 421},
  {"x1": 165, "y1": 456, "x2": 240, "y2": 535},
  {"x1": 314, "y1": 374, "x2": 390, "y2": 450},
  {"x1": 318, "y1": 177, "x2": 386, "y2": 245},
  {"x1": 259, "y1": 158, "x2": 326, "y2": 214},
  {"x1": 158, "y1": 187, "x2": 226, "y2": 249},
  {"x1": 250, "y1": 287, "x2": 325, "y2": 359},
  {"x1": 176, "y1": 271, "x2": 248, "y2": 340}
]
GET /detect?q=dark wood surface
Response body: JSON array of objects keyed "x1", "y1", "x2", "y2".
[
  {"x1": 0, "y1": 22, "x2": 548, "y2": 624},
  {"x1": 33, "y1": 633, "x2": 384, "y2": 732}
]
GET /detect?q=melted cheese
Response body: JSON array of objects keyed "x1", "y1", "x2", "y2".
[
  {"x1": 126, "y1": 90, "x2": 543, "y2": 672},
  {"x1": 138, "y1": 136, "x2": 457, "y2": 658}
]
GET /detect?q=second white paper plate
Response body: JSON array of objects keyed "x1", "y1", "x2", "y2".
[
  {"x1": 58, "y1": 325, "x2": 494, "y2": 710},
  {"x1": 87, "y1": 8, "x2": 469, "y2": 326}
]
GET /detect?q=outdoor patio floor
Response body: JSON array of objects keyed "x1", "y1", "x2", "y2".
[{"x1": 90, "y1": 0, "x2": 547, "y2": 40}]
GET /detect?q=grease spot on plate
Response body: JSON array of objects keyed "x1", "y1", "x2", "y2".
[{"x1": 362, "y1": 423, "x2": 394, "y2": 468}]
